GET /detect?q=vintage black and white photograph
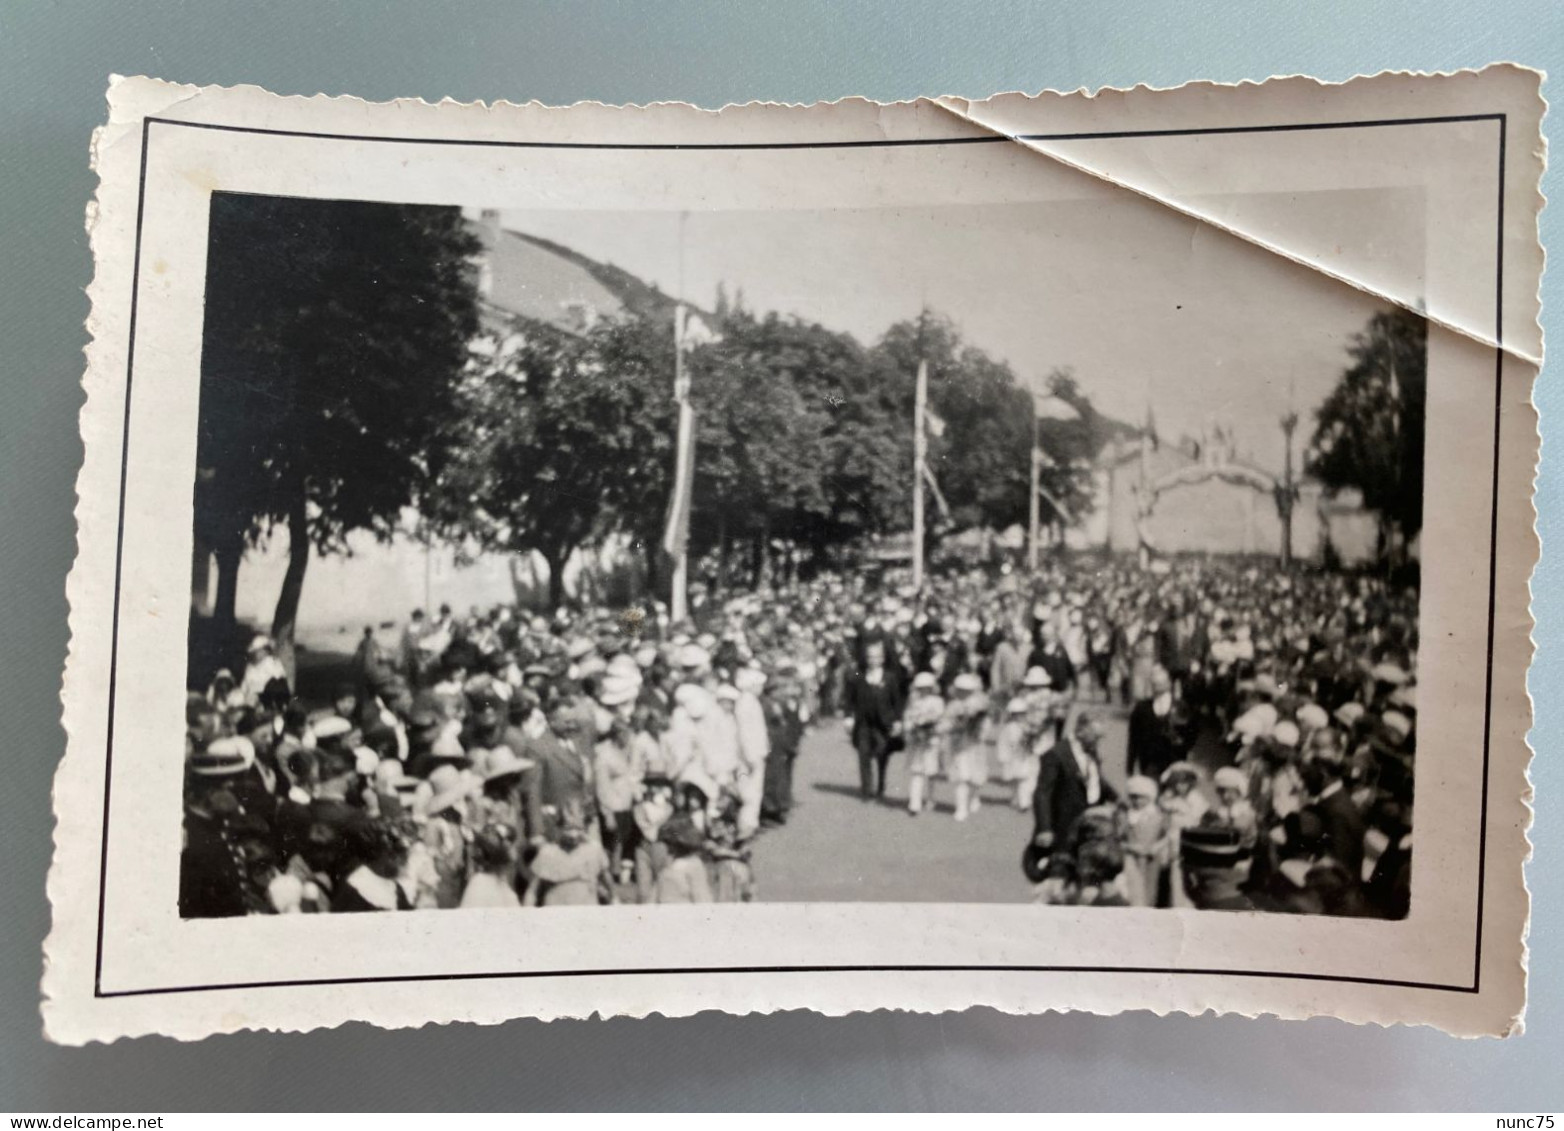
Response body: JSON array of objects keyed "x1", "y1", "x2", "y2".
[
  {"x1": 181, "y1": 188, "x2": 1425, "y2": 919},
  {"x1": 46, "y1": 71, "x2": 1539, "y2": 1043}
]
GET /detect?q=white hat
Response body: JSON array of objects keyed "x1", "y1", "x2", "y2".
[
  {"x1": 677, "y1": 643, "x2": 712, "y2": 670},
  {"x1": 426, "y1": 764, "x2": 481, "y2": 815},
  {"x1": 1213, "y1": 765, "x2": 1247, "y2": 791},
  {"x1": 1125, "y1": 774, "x2": 1159, "y2": 800},
  {"x1": 1388, "y1": 684, "x2": 1417, "y2": 711},
  {"x1": 188, "y1": 735, "x2": 255, "y2": 777},
  {"x1": 673, "y1": 683, "x2": 713, "y2": 720},
  {"x1": 1005, "y1": 696, "x2": 1030, "y2": 715},
  {"x1": 597, "y1": 674, "x2": 640, "y2": 707},
  {"x1": 1382, "y1": 710, "x2": 1413, "y2": 740},
  {"x1": 912, "y1": 671, "x2": 938, "y2": 691},
  {"x1": 1371, "y1": 662, "x2": 1411, "y2": 686},
  {"x1": 952, "y1": 672, "x2": 984, "y2": 694},
  {"x1": 479, "y1": 744, "x2": 535, "y2": 783},
  {"x1": 734, "y1": 667, "x2": 767, "y2": 695},
  {"x1": 1271, "y1": 720, "x2": 1300, "y2": 748},
  {"x1": 354, "y1": 747, "x2": 380, "y2": 777},
  {"x1": 606, "y1": 653, "x2": 643, "y2": 681},
  {"x1": 1296, "y1": 703, "x2": 1330, "y2": 731},
  {"x1": 1333, "y1": 702, "x2": 1366, "y2": 729},
  {"x1": 1230, "y1": 703, "x2": 1278, "y2": 741},
  {"x1": 715, "y1": 683, "x2": 741, "y2": 703},
  {"x1": 1022, "y1": 666, "x2": 1052, "y2": 688},
  {"x1": 310, "y1": 715, "x2": 353, "y2": 743}
]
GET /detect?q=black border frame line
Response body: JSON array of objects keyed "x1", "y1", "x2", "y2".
[{"x1": 92, "y1": 110, "x2": 1507, "y2": 1000}]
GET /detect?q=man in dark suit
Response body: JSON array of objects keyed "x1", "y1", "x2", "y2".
[
  {"x1": 1300, "y1": 756, "x2": 1367, "y2": 887},
  {"x1": 1155, "y1": 597, "x2": 1208, "y2": 693},
  {"x1": 1031, "y1": 711, "x2": 1117, "y2": 855},
  {"x1": 1126, "y1": 665, "x2": 1195, "y2": 780},
  {"x1": 522, "y1": 697, "x2": 597, "y2": 834},
  {"x1": 843, "y1": 639, "x2": 905, "y2": 801},
  {"x1": 1025, "y1": 619, "x2": 1076, "y2": 693}
]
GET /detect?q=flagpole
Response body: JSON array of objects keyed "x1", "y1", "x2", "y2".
[
  {"x1": 668, "y1": 213, "x2": 691, "y2": 625},
  {"x1": 1028, "y1": 394, "x2": 1042, "y2": 573},
  {"x1": 670, "y1": 311, "x2": 691, "y2": 624},
  {"x1": 913, "y1": 358, "x2": 928, "y2": 592}
]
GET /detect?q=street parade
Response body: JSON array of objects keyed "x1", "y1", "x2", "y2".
[
  {"x1": 178, "y1": 198, "x2": 1426, "y2": 924},
  {"x1": 181, "y1": 556, "x2": 1417, "y2": 920}
]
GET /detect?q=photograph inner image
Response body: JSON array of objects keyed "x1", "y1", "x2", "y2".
[{"x1": 181, "y1": 191, "x2": 1423, "y2": 918}]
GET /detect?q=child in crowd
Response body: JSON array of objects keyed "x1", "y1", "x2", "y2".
[
  {"x1": 460, "y1": 823, "x2": 522, "y2": 909},
  {"x1": 526, "y1": 801, "x2": 611, "y2": 907},
  {"x1": 654, "y1": 813, "x2": 713, "y2": 903},
  {"x1": 706, "y1": 789, "x2": 756, "y2": 902},
  {"x1": 993, "y1": 696, "x2": 1031, "y2": 809},
  {"x1": 945, "y1": 672, "x2": 991, "y2": 821},
  {"x1": 1119, "y1": 774, "x2": 1169, "y2": 907},
  {"x1": 1158, "y1": 761, "x2": 1208, "y2": 908},
  {"x1": 903, "y1": 672, "x2": 946, "y2": 817}
]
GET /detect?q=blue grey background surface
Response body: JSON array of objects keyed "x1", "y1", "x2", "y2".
[{"x1": 0, "y1": 0, "x2": 1558, "y2": 1111}]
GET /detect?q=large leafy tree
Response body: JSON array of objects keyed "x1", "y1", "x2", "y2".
[
  {"x1": 1306, "y1": 308, "x2": 1428, "y2": 550},
  {"x1": 426, "y1": 312, "x2": 678, "y2": 607},
  {"x1": 195, "y1": 194, "x2": 481, "y2": 671},
  {"x1": 869, "y1": 313, "x2": 1096, "y2": 538},
  {"x1": 689, "y1": 310, "x2": 901, "y2": 581}
]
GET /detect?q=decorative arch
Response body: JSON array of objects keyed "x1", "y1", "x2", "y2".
[{"x1": 1131, "y1": 459, "x2": 1280, "y2": 557}]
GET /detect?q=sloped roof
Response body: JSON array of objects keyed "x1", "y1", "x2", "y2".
[{"x1": 472, "y1": 216, "x2": 685, "y2": 336}]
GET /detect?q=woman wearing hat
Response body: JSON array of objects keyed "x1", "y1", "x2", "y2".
[
  {"x1": 1119, "y1": 774, "x2": 1168, "y2": 907},
  {"x1": 239, "y1": 635, "x2": 289, "y2": 707},
  {"x1": 1157, "y1": 761, "x2": 1207, "y2": 908},
  {"x1": 902, "y1": 671, "x2": 945, "y2": 816},
  {"x1": 943, "y1": 672, "x2": 991, "y2": 822},
  {"x1": 594, "y1": 713, "x2": 647, "y2": 886}
]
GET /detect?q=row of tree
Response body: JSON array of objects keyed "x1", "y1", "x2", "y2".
[
  {"x1": 424, "y1": 301, "x2": 1129, "y2": 606},
  {"x1": 193, "y1": 196, "x2": 1427, "y2": 673}
]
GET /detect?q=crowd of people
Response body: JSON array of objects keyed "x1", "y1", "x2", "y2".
[{"x1": 182, "y1": 554, "x2": 1417, "y2": 920}]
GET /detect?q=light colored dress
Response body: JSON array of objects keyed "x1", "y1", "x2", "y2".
[
  {"x1": 1121, "y1": 804, "x2": 1170, "y2": 907},
  {"x1": 903, "y1": 693, "x2": 946, "y2": 777},
  {"x1": 944, "y1": 699, "x2": 990, "y2": 786},
  {"x1": 460, "y1": 871, "x2": 521, "y2": 909}
]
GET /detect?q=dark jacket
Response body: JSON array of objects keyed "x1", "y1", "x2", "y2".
[
  {"x1": 1024, "y1": 644, "x2": 1076, "y2": 692},
  {"x1": 522, "y1": 730, "x2": 595, "y2": 821},
  {"x1": 1126, "y1": 697, "x2": 1195, "y2": 780},
  {"x1": 1032, "y1": 738, "x2": 1118, "y2": 843},
  {"x1": 1156, "y1": 617, "x2": 1208, "y2": 679},
  {"x1": 844, "y1": 669, "x2": 905, "y2": 754},
  {"x1": 1310, "y1": 787, "x2": 1367, "y2": 884}
]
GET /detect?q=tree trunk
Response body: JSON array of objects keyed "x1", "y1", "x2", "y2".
[
  {"x1": 211, "y1": 533, "x2": 243, "y2": 631},
  {"x1": 749, "y1": 532, "x2": 764, "y2": 590},
  {"x1": 270, "y1": 489, "x2": 311, "y2": 689},
  {"x1": 508, "y1": 552, "x2": 536, "y2": 610},
  {"x1": 643, "y1": 540, "x2": 662, "y2": 606},
  {"x1": 715, "y1": 510, "x2": 730, "y2": 596},
  {"x1": 540, "y1": 543, "x2": 567, "y2": 610}
]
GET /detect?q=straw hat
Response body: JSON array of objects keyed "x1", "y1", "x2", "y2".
[
  {"x1": 426, "y1": 764, "x2": 480, "y2": 815},
  {"x1": 1022, "y1": 666, "x2": 1052, "y2": 689},
  {"x1": 188, "y1": 735, "x2": 255, "y2": 777}
]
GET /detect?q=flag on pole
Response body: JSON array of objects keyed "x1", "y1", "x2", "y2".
[
  {"x1": 924, "y1": 405, "x2": 947, "y2": 439},
  {"x1": 662, "y1": 400, "x2": 696, "y2": 558},
  {"x1": 922, "y1": 462, "x2": 952, "y2": 522},
  {"x1": 662, "y1": 303, "x2": 719, "y2": 558},
  {"x1": 1033, "y1": 394, "x2": 1081, "y2": 421}
]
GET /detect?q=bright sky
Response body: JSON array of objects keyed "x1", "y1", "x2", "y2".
[{"x1": 503, "y1": 188, "x2": 1420, "y2": 473}]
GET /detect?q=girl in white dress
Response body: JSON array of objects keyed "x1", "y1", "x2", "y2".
[{"x1": 903, "y1": 672, "x2": 945, "y2": 816}]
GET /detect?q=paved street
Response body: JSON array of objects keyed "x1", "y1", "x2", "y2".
[{"x1": 751, "y1": 707, "x2": 1139, "y2": 904}]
